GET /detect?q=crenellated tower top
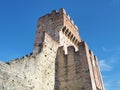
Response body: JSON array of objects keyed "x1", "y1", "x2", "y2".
[{"x1": 33, "y1": 8, "x2": 81, "y2": 53}]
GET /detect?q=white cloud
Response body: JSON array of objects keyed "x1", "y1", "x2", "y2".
[
  {"x1": 103, "y1": 79, "x2": 120, "y2": 90},
  {"x1": 99, "y1": 60, "x2": 112, "y2": 71},
  {"x1": 101, "y1": 47, "x2": 107, "y2": 52},
  {"x1": 101, "y1": 46, "x2": 111, "y2": 52},
  {"x1": 104, "y1": 81, "x2": 111, "y2": 90},
  {"x1": 100, "y1": 47, "x2": 120, "y2": 69},
  {"x1": 100, "y1": 47, "x2": 120, "y2": 90}
]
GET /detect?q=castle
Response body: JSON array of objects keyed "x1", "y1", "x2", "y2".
[{"x1": 0, "y1": 8, "x2": 104, "y2": 90}]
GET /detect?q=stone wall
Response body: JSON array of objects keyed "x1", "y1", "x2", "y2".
[
  {"x1": 0, "y1": 32, "x2": 59, "y2": 90},
  {"x1": 0, "y1": 32, "x2": 104, "y2": 90}
]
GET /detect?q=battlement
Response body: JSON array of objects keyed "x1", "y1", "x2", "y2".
[
  {"x1": 37, "y1": 8, "x2": 80, "y2": 40},
  {"x1": 61, "y1": 26, "x2": 80, "y2": 46},
  {"x1": 38, "y1": 8, "x2": 78, "y2": 30},
  {"x1": 34, "y1": 8, "x2": 81, "y2": 54},
  {"x1": 55, "y1": 42, "x2": 104, "y2": 90}
]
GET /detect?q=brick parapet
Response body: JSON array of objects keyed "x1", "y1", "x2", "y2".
[
  {"x1": 37, "y1": 8, "x2": 81, "y2": 42},
  {"x1": 78, "y1": 41, "x2": 104, "y2": 90},
  {"x1": 55, "y1": 41, "x2": 104, "y2": 89}
]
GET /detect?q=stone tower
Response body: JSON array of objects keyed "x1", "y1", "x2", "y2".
[
  {"x1": 33, "y1": 8, "x2": 104, "y2": 90},
  {"x1": 33, "y1": 8, "x2": 81, "y2": 54},
  {"x1": 0, "y1": 8, "x2": 104, "y2": 90}
]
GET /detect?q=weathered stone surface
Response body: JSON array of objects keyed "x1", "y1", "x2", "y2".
[{"x1": 0, "y1": 8, "x2": 104, "y2": 90}]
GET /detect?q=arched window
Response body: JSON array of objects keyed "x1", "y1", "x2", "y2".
[
  {"x1": 62, "y1": 26, "x2": 66, "y2": 33},
  {"x1": 68, "y1": 31, "x2": 71, "y2": 38},
  {"x1": 70, "y1": 34, "x2": 73, "y2": 40},
  {"x1": 65, "y1": 29, "x2": 69, "y2": 35}
]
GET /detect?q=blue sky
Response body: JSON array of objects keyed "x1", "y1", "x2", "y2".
[{"x1": 0, "y1": 0, "x2": 120, "y2": 90}]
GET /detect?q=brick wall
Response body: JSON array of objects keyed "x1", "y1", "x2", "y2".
[
  {"x1": 54, "y1": 41, "x2": 104, "y2": 90},
  {"x1": 33, "y1": 8, "x2": 81, "y2": 54}
]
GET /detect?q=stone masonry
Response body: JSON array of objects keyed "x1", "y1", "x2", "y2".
[{"x1": 0, "y1": 8, "x2": 104, "y2": 90}]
